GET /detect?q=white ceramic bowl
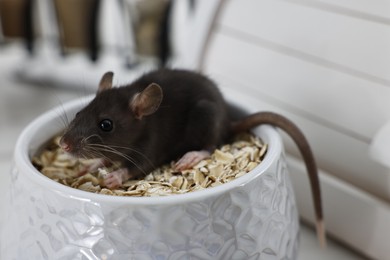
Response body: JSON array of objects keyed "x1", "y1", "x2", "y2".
[{"x1": 1, "y1": 98, "x2": 299, "y2": 260}]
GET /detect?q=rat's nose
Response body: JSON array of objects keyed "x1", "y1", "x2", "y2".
[{"x1": 59, "y1": 138, "x2": 72, "y2": 152}]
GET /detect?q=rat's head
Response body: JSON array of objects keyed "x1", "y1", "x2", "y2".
[{"x1": 59, "y1": 71, "x2": 163, "y2": 160}]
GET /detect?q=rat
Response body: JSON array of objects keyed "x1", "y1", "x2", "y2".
[{"x1": 60, "y1": 68, "x2": 325, "y2": 247}]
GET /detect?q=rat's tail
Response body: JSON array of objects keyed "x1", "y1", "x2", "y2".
[{"x1": 232, "y1": 111, "x2": 326, "y2": 248}]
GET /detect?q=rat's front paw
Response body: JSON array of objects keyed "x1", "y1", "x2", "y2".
[
  {"x1": 104, "y1": 168, "x2": 130, "y2": 189},
  {"x1": 175, "y1": 150, "x2": 210, "y2": 171}
]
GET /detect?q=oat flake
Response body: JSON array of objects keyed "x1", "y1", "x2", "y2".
[{"x1": 32, "y1": 133, "x2": 267, "y2": 197}]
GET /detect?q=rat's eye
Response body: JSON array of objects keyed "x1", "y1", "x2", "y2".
[{"x1": 99, "y1": 119, "x2": 113, "y2": 132}]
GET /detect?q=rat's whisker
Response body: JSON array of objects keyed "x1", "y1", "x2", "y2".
[
  {"x1": 83, "y1": 146, "x2": 115, "y2": 165},
  {"x1": 48, "y1": 92, "x2": 70, "y2": 129},
  {"x1": 86, "y1": 145, "x2": 129, "y2": 164},
  {"x1": 96, "y1": 147, "x2": 137, "y2": 165},
  {"x1": 90, "y1": 143, "x2": 155, "y2": 170},
  {"x1": 82, "y1": 149, "x2": 101, "y2": 160},
  {"x1": 83, "y1": 134, "x2": 103, "y2": 144},
  {"x1": 90, "y1": 145, "x2": 148, "y2": 176},
  {"x1": 54, "y1": 105, "x2": 69, "y2": 130}
]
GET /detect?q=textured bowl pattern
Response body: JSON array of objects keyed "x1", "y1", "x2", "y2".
[
  {"x1": 0, "y1": 98, "x2": 300, "y2": 259},
  {"x1": 1, "y1": 152, "x2": 298, "y2": 260}
]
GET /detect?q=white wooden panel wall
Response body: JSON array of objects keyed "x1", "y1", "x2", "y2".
[{"x1": 203, "y1": 0, "x2": 390, "y2": 258}]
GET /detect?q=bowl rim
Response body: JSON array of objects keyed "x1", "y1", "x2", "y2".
[{"x1": 13, "y1": 97, "x2": 283, "y2": 205}]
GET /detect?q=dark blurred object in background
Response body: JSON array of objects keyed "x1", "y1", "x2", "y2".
[
  {"x1": 0, "y1": 0, "x2": 224, "y2": 90},
  {"x1": 0, "y1": 0, "x2": 35, "y2": 54},
  {"x1": 54, "y1": 0, "x2": 101, "y2": 61}
]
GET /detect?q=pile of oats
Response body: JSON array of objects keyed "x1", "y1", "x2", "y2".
[{"x1": 32, "y1": 133, "x2": 267, "y2": 197}]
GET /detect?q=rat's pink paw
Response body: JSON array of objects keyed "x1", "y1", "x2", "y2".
[
  {"x1": 175, "y1": 150, "x2": 210, "y2": 171},
  {"x1": 104, "y1": 168, "x2": 130, "y2": 189}
]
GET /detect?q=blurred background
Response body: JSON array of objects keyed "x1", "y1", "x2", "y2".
[{"x1": 1, "y1": 0, "x2": 390, "y2": 259}]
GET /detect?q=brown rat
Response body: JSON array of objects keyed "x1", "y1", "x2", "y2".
[{"x1": 60, "y1": 68, "x2": 325, "y2": 247}]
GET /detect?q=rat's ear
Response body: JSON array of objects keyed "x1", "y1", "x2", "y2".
[
  {"x1": 98, "y1": 71, "x2": 114, "y2": 93},
  {"x1": 130, "y1": 83, "x2": 163, "y2": 119}
]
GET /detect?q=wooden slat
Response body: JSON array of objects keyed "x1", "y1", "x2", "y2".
[
  {"x1": 285, "y1": 0, "x2": 390, "y2": 21},
  {"x1": 218, "y1": 0, "x2": 390, "y2": 83},
  {"x1": 202, "y1": 0, "x2": 390, "y2": 257},
  {"x1": 288, "y1": 156, "x2": 390, "y2": 260},
  {"x1": 205, "y1": 32, "x2": 390, "y2": 140},
  {"x1": 219, "y1": 83, "x2": 390, "y2": 202}
]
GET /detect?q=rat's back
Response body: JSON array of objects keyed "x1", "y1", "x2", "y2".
[
  {"x1": 127, "y1": 69, "x2": 230, "y2": 165},
  {"x1": 132, "y1": 69, "x2": 225, "y2": 106}
]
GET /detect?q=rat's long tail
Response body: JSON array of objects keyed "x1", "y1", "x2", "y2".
[{"x1": 232, "y1": 111, "x2": 326, "y2": 248}]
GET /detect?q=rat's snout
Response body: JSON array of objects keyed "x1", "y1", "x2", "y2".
[{"x1": 59, "y1": 136, "x2": 72, "y2": 152}]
